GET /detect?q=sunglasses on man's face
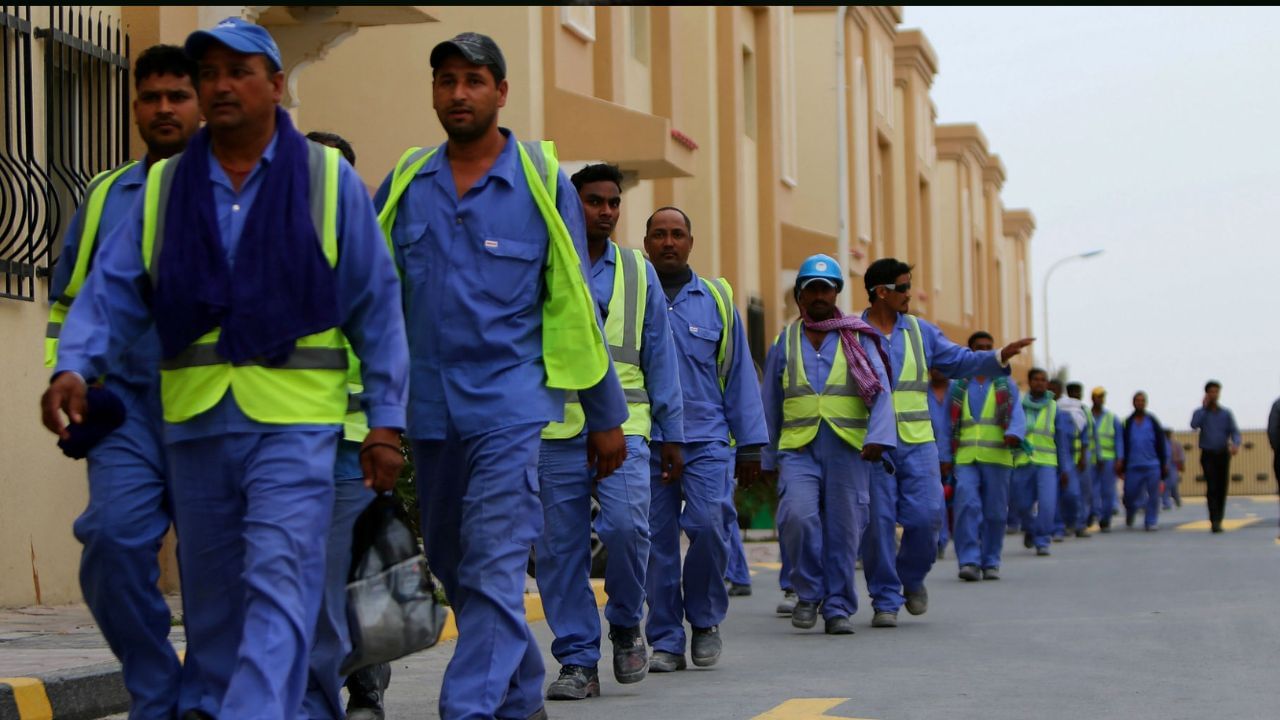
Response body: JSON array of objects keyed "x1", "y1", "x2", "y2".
[{"x1": 878, "y1": 282, "x2": 912, "y2": 294}]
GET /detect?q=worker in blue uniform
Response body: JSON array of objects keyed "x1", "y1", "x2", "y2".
[
  {"x1": 928, "y1": 368, "x2": 954, "y2": 560},
  {"x1": 1119, "y1": 391, "x2": 1168, "y2": 531},
  {"x1": 374, "y1": 33, "x2": 628, "y2": 720},
  {"x1": 859, "y1": 258, "x2": 1033, "y2": 628},
  {"x1": 535, "y1": 163, "x2": 684, "y2": 701},
  {"x1": 762, "y1": 254, "x2": 896, "y2": 635},
  {"x1": 642, "y1": 206, "x2": 768, "y2": 671},
  {"x1": 1089, "y1": 387, "x2": 1125, "y2": 532},
  {"x1": 1014, "y1": 368, "x2": 1075, "y2": 555},
  {"x1": 945, "y1": 332, "x2": 1026, "y2": 581},
  {"x1": 43, "y1": 19, "x2": 409, "y2": 720},
  {"x1": 41, "y1": 44, "x2": 200, "y2": 720},
  {"x1": 1051, "y1": 380, "x2": 1091, "y2": 540}
]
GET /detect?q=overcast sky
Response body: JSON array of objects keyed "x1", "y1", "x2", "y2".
[{"x1": 904, "y1": 5, "x2": 1280, "y2": 429}]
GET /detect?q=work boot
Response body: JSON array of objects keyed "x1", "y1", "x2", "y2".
[
  {"x1": 1145, "y1": 525, "x2": 1159, "y2": 532},
  {"x1": 608, "y1": 624, "x2": 648, "y2": 684},
  {"x1": 776, "y1": 590, "x2": 798, "y2": 616},
  {"x1": 937, "y1": 545, "x2": 946, "y2": 560},
  {"x1": 1125, "y1": 512, "x2": 1135, "y2": 528},
  {"x1": 545, "y1": 664, "x2": 600, "y2": 701},
  {"x1": 871, "y1": 611, "x2": 898, "y2": 628},
  {"x1": 182, "y1": 712, "x2": 214, "y2": 720},
  {"x1": 527, "y1": 708, "x2": 549, "y2": 720},
  {"x1": 791, "y1": 600, "x2": 819, "y2": 629},
  {"x1": 1086, "y1": 513, "x2": 1098, "y2": 529},
  {"x1": 690, "y1": 626, "x2": 722, "y2": 667},
  {"x1": 1023, "y1": 532, "x2": 1034, "y2": 549},
  {"x1": 904, "y1": 587, "x2": 928, "y2": 616},
  {"x1": 1211, "y1": 525, "x2": 1223, "y2": 533},
  {"x1": 648, "y1": 650, "x2": 687, "y2": 673},
  {"x1": 958, "y1": 564, "x2": 981, "y2": 582},
  {"x1": 345, "y1": 662, "x2": 390, "y2": 720},
  {"x1": 1075, "y1": 527, "x2": 1091, "y2": 538},
  {"x1": 727, "y1": 581, "x2": 753, "y2": 597},
  {"x1": 824, "y1": 616, "x2": 855, "y2": 635},
  {"x1": 1099, "y1": 522, "x2": 1112, "y2": 533},
  {"x1": 1051, "y1": 533, "x2": 1065, "y2": 543},
  {"x1": 982, "y1": 567, "x2": 1000, "y2": 581},
  {"x1": 1035, "y1": 546, "x2": 1051, "y2": 557}
]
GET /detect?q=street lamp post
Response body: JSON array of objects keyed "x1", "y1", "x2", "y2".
[{"x1": 1042, "y1": 249, "x2": 1104, "y2": 376}]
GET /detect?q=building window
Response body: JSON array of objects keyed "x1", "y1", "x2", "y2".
[
  {"x1": 630, "y1": 6, "x2": 649, "y2": 65},
  {"x1": 779, "y1": 8, "x2": 797, "y2": 185},
  {"x1": 742, "y1": 46, "x2": 757, "y2": 140},
  {"x1": 560, "y1": 6, "x2": 595, "y2": 42}
]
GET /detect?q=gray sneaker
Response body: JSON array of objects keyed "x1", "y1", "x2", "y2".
[
  {"x1": 776, "y1": 590, "x2": 798, "y2": 616},
  {"x1": 690, "y1": 626, "x2": 722, "y2": 667},
  {"x1": 982, "y1": 567, "x2": 1000, "y2": 581},
  {"x1": 904, "y1": 587, "x2": 928, "y2": 616},
  {"x1": 791, "y1": 600, "x2": 819, "y2": 629},
  {"x1": 957, "y1": 564, "x2": 981, "y2": 582},
  {"x1": 545, "y1": 664, "x2": 600, "y2": 701},
  {"x1": 824, "y1": 616, "x2": 855, "y2": 635},
  {"x1": 871, "y1": 610, "x2": 898, "y2": 628},
  {"x1": 648, "y1": 650, "x2": 686, "y2": 673}
]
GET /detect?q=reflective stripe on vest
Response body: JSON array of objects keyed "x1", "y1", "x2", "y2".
[
  {"x1": 779, "y1": 321, "x2": 870, "y2": 451},
  {"x1": 955, "y1": 384, "x2": 1013, "y2": 467},
  {"x1": 699, "y1": 277, "x2": 735, "y2": 390},
  {"x1": 1074, "y1": 411, "x2": 1093, "y2": 464},
  {"x1": 376, "y1": 140, "x2": 609, "y2": 391},
  {"x1": 45, "y1": 160, "x2": 140, "y2": 368},
  {"x1": 141, "y1": 141, "x2": 347, "y2": 425},
  {"x1": 893, "y1": 314, "x2": 933, "y2": 444},
  {"x1": 343, "y1": 343, "x2": 369, "y2": 442},
  {"x1": 1095, "y1": 410, "x2": 1117, "y2": 461},
  {"x1": 544, "y1": 244, "x2": 652, "y2": 439},
  {"x1": 1023, "y1": 399, "x2": 1058, "y2": 467}
]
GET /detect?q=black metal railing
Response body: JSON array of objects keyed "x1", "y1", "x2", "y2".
[{"x1": 0, "y1": 6, "x2": 129, "y2": 301}]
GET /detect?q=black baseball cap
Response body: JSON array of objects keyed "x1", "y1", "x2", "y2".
[{"x1": 430, "y1": 32, "x2": 506, "y2": 83}]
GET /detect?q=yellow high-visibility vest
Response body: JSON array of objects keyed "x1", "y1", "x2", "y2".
[
  {"x1": 954, "y1": 383, "x2": 1013, "y2": 467},
  {"x1": 1095, "y1": 410, "x2": 1118, "y2": 461},
  {"x1": 778, "y1": 321, "x2": 870, "y2": 451},
  {"x1": 893, "y1": 315, "x2": 933, "y2": 444},
  {"x1": 1022, "y1": 399, "x2": 1059, "y2": 468}
]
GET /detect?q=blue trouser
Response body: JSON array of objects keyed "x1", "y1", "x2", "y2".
[
  {"x1": 536, "y1": 435, "x2": 651, "y2": 668},
  {"x1": 1162, "y1": 471, "x2": 1181, "y2": 507},
  {"x1": 1079, "y1": 461, "x2": 1095, "y2": 521},
  {"x1": 168, "y1": 431, "x2": 336, "y2": 720},
  {"x1": 778, "y1": 541, "x2": 792, "y2": 592},
  {"x1": 1055, "y1": 464, "x2": 1083, "y2": 535},
  {"x1": 412, "y1": 423, "x2": 544, "y2": 720},
  {"x1": 938, "y1": 471, "x2": 953, "y2": 552},
  {"x1": 73, "y1": 385, "x2": 179, "y2": 720},
  {"x1": 303, "y1": 443, "x2": 375, "y2": 720},
  {"x1": 1094, "y1": 460, "x2": 1119, "y2": 523},
  {"x1": 1124, "y1": 464, "x2": 1162, "y2": 529},
  {"x1": 646, "y1": 440, "x2": 732, "y2": 655},
  {"x1": 1014, "y1": 464, "x2": 1058, "y2": 549},
  {"x1": 1006, "y1": 472, "x2": 1023, "y2": 532},
  {"x1": 864, "y1": 441, "x2": 941, "y2": 614},
  {"x1": 952, "y1": 462, "x2": 1012, "y2": 570},
  {"x1": 775, "y1": 425, "x2": 870, "y2": 619},
  {"x1": 724, "y1": 477, "x2": 752, "y2": 586}
]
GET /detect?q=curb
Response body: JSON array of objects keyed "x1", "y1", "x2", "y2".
[{"x1": 0, "y1": 580, "x2": 608, "y2": 719}]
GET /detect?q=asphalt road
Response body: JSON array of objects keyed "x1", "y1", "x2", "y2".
[{"x1": 380, "y1": 496, "x2": 1280, "y2": 720}]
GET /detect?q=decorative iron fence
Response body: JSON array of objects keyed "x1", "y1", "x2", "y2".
[{"x1": 0, "y1": 6, "x2": 129, "y2": 301}]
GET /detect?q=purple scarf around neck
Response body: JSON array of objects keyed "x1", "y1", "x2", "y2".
[
  {"x1": 801, "y1": 306, "x2": 888, "y2": 404},
  {"x1": 153, "y1": 106, "x2": 339, "y2": 365}
]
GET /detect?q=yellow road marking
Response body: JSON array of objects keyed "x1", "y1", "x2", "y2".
[
  {"x1": 752, "y1": 562, "x2": 783, "y2": 570},
  {"x1": 436, "y1": 579, "x2": 607, "y2": 644},
  {"x1": 0, "y1": 677, "x2": 53, "y2": 720},
  {"x1": 1175, "y1": 518, "x2": 1260, "y2": 532},
  {"x1": 752, "y1": 698, "x2": 877, "y2": 720}
]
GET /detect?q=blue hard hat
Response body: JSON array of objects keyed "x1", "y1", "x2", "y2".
[{"x1": 796, "y1": 253, "x2": 843, "y2": 293}]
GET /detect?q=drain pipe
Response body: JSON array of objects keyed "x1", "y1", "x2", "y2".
[{"x1": 834, "y1": 6, "x2": 852, "y2": 313}]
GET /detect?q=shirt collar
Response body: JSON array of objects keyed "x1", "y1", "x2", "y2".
[
  {"x1": 592, "y1": 240, "x2": 617, "y2": 269},
  {"x1": 117, "y1": 161, "x2": 149, "y2": 188},
  {"x1": 206, "y1": 130, "x2": 280, "y2": 189},
  {"x1": 419, "y1": 127, "x2": 519, "y2": 189}
]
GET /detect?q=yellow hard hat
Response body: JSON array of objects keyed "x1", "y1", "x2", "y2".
[{"x1": 1091, "y1": 386, "x2": 1106, "y2": 398}]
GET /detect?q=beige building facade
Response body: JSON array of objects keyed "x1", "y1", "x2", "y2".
[{"x1": 0, "y1": 5, "x2": 1037, "y2": 607}]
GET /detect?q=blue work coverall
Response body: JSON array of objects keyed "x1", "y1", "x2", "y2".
[
  {"x1": 945, "y1": 380, "x2": 1026, "y2": 570},
  {"x1": 645, "y1": 270, "x2": 768, "y2": 656},
  {"x1": 1014, "y1": 404, "x2": 1075, "y2": 550},
  {"x1": 1123, "y1": 414, "x2": 1166, "y2": 529},
  {"x1": 375, "y1": 129, "x2": 627, "y2": 720},
  {"x1": 762, "y1": 328, "x2": 896, "y2": 620},
  {"x1": 859, "y1": 312, "x2": 1008, "y2": 614},
  {"x1": 56, "y1": 135, "x2": 408, "y2": 719},
  {"x1": 49, "y1": 161, "x2": 180, "y2": 720},
  {"x1": 535, "y1": 242, "x2": 683, "y2": 670}
]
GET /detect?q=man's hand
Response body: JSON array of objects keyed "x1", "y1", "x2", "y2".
[
  {"x1": 999, "y1": 337, "x2": 1035, "y2": 363},
  {"x1": 1229, "y1": 444, "x2": 1239, "y2": 457},
  {"x1": 939, "y1": 461, "x2": 953, "y2": 477},
  {"x1": 1059, "y1": 471, "x2": 1069, "y2": 488},
  {"x1": 1115, "y1": 459, "x2": 1125, "y2": 478},
  {"x1": 736, "y1": 458, "x2": 762, "y2": 487},
  {"x1": 360, "y1": 427, "x2": 404, "y2": 492},
  {"x1": 1161, "y1": 465, "x2": 1169, "y2": 480},
  {"x1": 862, "y1": 443, "x2": 888, "y2": 463},
  {"x1": 587, "y1": 426, "x2": 627, "y2": 481},
  {"x1": 1003, "y1": 435, "x2": 1020, "y2": 448},
  {"x1": 41, "y1": 372, "x2": 88, "y2": 440},
  {"x1": 658, "y1": 442, "x2": 684, "y2": 485},
  {"x1": 1077, "y1": 457, "x2": 1087, "y2": 472}
]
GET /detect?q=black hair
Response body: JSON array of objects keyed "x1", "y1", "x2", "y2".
[
  {"x1": 571, "y1": 163, "x2": 624, "y2": 193},
  {"x1": 645, "y1": 206, "x2": 692, "y2": 234},
  {"x1": 1134, "y1": 390, "x2": 1148, "y2": 401},
  {"x1": 864, "y1": 257, "x2": 913, "y2": 302},
  {"x1": 134, "y1": 44, "x2": 197, "y2": 88},
  {"x1": 1204, "y1": 380, "x2": 1221, "y2": 392},
  {"x1": 305, "y1": 131, "x2": 356, "y2": 167},
  {"x1": 967, "y1": 331, "x2": 993, "y2": 350},
  {"x1": 1028, "y1": 367, "x2": 1047, "y2": 382},
  {"x1": 1066, "y1": 382, "x2": 1083, "y2": 391}
]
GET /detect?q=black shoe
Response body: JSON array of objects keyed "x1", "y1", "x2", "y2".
[
  {"x1": 727, "y1": 581, "x2": 753, "y2": 597},
  {"x1": 608, "y1": 624, "x2": 647, "y2": 684},
  {"x1": 527, "y1": 708, "x2": 549, "y2": 720},
  {"x1": 1075, "y1": 528, "x2": 1091, "y2": 538},
  {"x1": 182, "y1": 712, "x2": 214, "y2": 720},
  {"x1": 1023, "y1": 532, "x2": 1034, "y2": 549},
  {"x1": 1211, "y1": 525, "x2": 1223, "y2": 533},
  {"x1": 649, "y1": 650, "x2": 686, "y2": 672},
  {"x1": 1086, "y1": 514, "x2": 1098, "y2": 529},
  {"x1": 958, "y1": 564, "x2": 981, "y2": 582},
  {"x1": 1099, "y1": 523, "x2": 1111, "y2": 533},
  {"x1": 690, "y1": 625, "x2": 722, "y2": 667},
  {"x1": 791, "y1": 600, "x2": 819, "y2": 629},
  {"x1": 904, "y1": 586, "x2": 928, "y2": 616},
  {"x1": 546, "y1": 664, "x2": 600, "y2": 701},
  {"x1": 1125, "y1": 513, "x2": 1135, "y2": 528},
  {"x1": 824, "y1": 616, "x2": 855, "y2": 635},
  {"x1": 345, "y1": 662, "x2": 391, "y2": 720},
  {"x1": 776, "y1": 590, "x2": 798, "y2": 616},
  {"x1": 982, "y1": 567, "x2": 1000, "y2": 581}
]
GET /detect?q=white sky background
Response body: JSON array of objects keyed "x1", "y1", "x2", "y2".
[{"x1": 903, "y1": 5, "x2": 1280, "y2": 428}]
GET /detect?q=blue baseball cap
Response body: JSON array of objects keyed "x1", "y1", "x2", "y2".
[{"x1": 185, "y1": 17, "x2": 282, "y2": 72}]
